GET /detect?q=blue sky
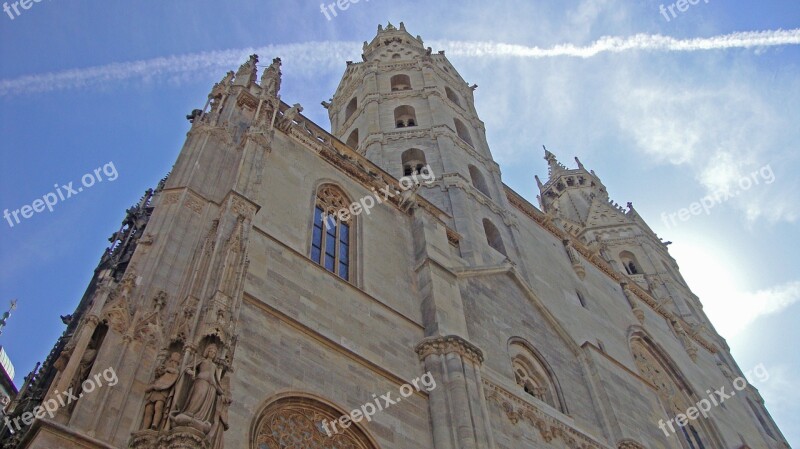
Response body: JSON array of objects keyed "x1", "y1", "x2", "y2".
[{"x1": 0, "y1": 0, "x2": 798, "y2": 443}]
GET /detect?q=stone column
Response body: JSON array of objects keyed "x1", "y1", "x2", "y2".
[{"x1": 416, "y1": 335, "x2": 494, "y2": 449}]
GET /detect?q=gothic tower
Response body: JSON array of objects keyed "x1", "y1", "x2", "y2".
[
  {"x1": 326, "y1": 22, "x2": 518, "y2": 268},
  {"x1": 2, "y1": 23, "x2": 790, "y2": 449}
]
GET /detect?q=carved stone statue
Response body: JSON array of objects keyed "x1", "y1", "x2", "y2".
[
  {"x1": 208, "y1": 378, "x2": 231, "y2": 449},
  {"x1": 173, "y1": 344, "x2": 223, "y2": 434},
  {"x1": 260, "y1": 57, "x2": 282, "y2": 97},
  {"x1": 141, "y1": 352, "x2": 181, "y2": 430},
  {"x1": 68, "y1": 346, "x2": 98, "y2": 411}
]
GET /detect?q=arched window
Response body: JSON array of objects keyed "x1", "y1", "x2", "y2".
[
  {"x1": 344, "y1": 97, "x2": 358, "y2": 122},
  {"x1": 391, "y1": 74, "x2": 412, "y2": 91},
  {"x1": 454, "y1": 118, "x2": 473, "y2": 146},
  {"x1": 445, "y1": 86, "x2": 462, "y2": 107},
  {"x1": 620, "y1": 251, "x2": 641, "y2": 275},
  {"x1": 401, "y1": 148, "x2": 427, "y2": 176},
  {"x1": 311, "y1": 184, "x2": 352, "y2": 281},
  {"x1": 630, "y1": 334, "x2": 721, "y2": 449},
  {"x1": 509, "y1": 339, "x2": 566, "y2": 412},
  {"x1": 391, "y1": 53, "x2": 401, "y2": 59},
  {"x1": 394, "y1": 105, "x2": 417, "y2": 128},
  {"x1": 483, "y1": 218, "x2": 506, "y2": 257},
  {"x1": 253, "y1": 395, "x2": 378, "y2": 449},
  {"x1": 346, "y1": 129, "x2": 359, "y2": 149},
  {"x1": 468, "y1": 165, "x2": 491, "y2": 198}
]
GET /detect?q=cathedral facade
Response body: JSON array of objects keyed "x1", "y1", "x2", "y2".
[{"x1": 1, "y1": 23, "x2": 791, "y2": 449}]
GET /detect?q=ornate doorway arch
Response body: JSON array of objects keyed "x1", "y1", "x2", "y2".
[{"x1": 252, "y1": 394, "x2": 380, "y2": 449}]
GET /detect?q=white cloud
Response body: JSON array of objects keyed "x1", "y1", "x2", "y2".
[{"x1": 706, "y1": 281, "x2": 800, "y2": 338}]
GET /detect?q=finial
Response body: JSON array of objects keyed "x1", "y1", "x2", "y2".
[
  {"x1": 378, "y1": 24, "x2": 383, "y2": 32},
  {"x1": 417, "y1": 35, "x2": 423, "y2": 43},
  {"x1": 0, "y1": 299, "x2": 17, "y2": 336},
  {"x1": 535, "y1": 175, "x2": 544, "y2": 189},
  {"x1": 574, "y1": 156, "x2": 585, "y2": 170},
  {"x1": 399, "y1": 22, "x2": 406, "y2": 31},
  {"x1": 363, "y1": 41, "x2": 369, "y2": 51}
]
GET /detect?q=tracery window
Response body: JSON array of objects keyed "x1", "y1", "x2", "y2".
[
  {"x1": 630, "y1": 336, "x2": 718, "y2": 449},
  {"x1": 509, "y1": 340, "x2": 565, "y2": 412},
  {"x1": 311, "y1": 185, "x2": 352, "y2": 281},
  {"x1": 253, "y1": 396, "x2": 377, "y2": 449}
]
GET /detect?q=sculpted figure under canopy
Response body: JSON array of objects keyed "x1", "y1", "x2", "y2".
[{"x1": 174, "y1": 343, "x2": 223, "y2": 434}]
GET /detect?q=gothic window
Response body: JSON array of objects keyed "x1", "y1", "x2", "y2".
[
  {"x1": 345, "y1": 97, "x2": 358, "y2": 122},
  {"x1": 509, "y1": 339, "x2": 565, "y2": 412},
  {"x1": 401, "y1": 148, "x2": 427, "y2": 176},
  {"x1": 445, "y1": 86, "x2": 462, "y2": 107},
  {"x1": 454, "y1": 118, "x2": 473, "y2": 147},
  {"x1": 311, "y1": 185, "x2": 352, "y2": 281},
  {"x1": 394, "y1": 105, "x2": 417, "y2": 127},
  {"x1": 620, "y1": 251, "x2": 641, "y2": 275},
  {"x1": 391, "y1": 74, "x2": 412, "y2": 91},
  {"x1": 483, "y1": 219, "x2": 507, "y2": 257},
  {"x1": 468, "y1": 165, "x2": 491, "y2": 198},
  {"x1": 346, "y1": 129, "x2": 359, "y2": 149},
  {"x1": 253, "y1": 396, "x2": 378, "y2": 449},
  {"x1": 630, "y1": 335, "x2": 719, "y2": 449}
]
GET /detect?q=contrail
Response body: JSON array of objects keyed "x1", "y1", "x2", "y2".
[
  {"x1": 434, "y1": 29, "x2": 800, "y2": 58},
  {"x1": 1, "y1": 29, "x2": 798, "y2": 97}
]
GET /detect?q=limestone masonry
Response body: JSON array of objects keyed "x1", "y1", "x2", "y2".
[{"x1": 0, "y1": 22, "x2": 790, "y2": 449}]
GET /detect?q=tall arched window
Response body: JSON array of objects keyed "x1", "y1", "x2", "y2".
[
  {"x1": 394, "y1": 105, "x2": 417, "y2": 127},
  {"x1": 311, "y1": 185, "x2": 352, "y2": 281},
  {"x1": 620, "y1": 251, "x2": 641, "y2": 275},
  {"x1": 630, "y1": 334, "x2": 721, "y2": 449},
  {"x1": 391, "y1": 74, "x2": 412, "y2": 91},
  {"x1": 344, "y1": 97, "x2": 358, "y2": 122},
  {"x1": 454, "y1": 118, "x2": 473, "y2": 147},
  {"x1": 509, "y1": 339, "x2": 566, "y2": 412},
  {"x1": 401, "y1": 148, "x2": 427, "y2": 176},
  {"x1": 346, "y1": 129, "x2": 359, "y2": 149},
  {"x1": 253, "y1": 395, "x2": 378, "y2": 449},
  {"x1": 468, "y1": 165, "x2": 491, "y2": 198},
  {"x1": 483, "y1": 218, "x2": 507, "y2": 257},
  {"x1": 445, "y1": 86, "x2": 462, "y2": 107}
]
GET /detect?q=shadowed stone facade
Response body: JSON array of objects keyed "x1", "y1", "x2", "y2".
[{"x1": 1, "y1": 22, "x2": 791, "y2": 449}]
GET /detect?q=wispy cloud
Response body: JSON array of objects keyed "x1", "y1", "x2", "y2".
[
  {"x1": 435, "y1": 29, "x2": 800, "y2": 58},
  {"x1": 0, "y1": 42, "x2": 360, "y2": 97},
  {"x1": 2, "y1": 29, "x2": 798, "y2": 97}
]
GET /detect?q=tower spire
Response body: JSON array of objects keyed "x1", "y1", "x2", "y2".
[{"x1": 0, "y1": 299, "x2": 17, "y2": 336}]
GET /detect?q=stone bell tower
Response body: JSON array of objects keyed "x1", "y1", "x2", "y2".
[{"x1": 327, "y1": 22, "x2": 524, "y2": 268}]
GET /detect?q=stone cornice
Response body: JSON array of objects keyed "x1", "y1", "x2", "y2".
[
  {"x1": 504, "y1": 186, "x2": 717, "y2": 355},
  {"x1": 415, "y1": 335, "x2": 485, "y2": 365}
]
